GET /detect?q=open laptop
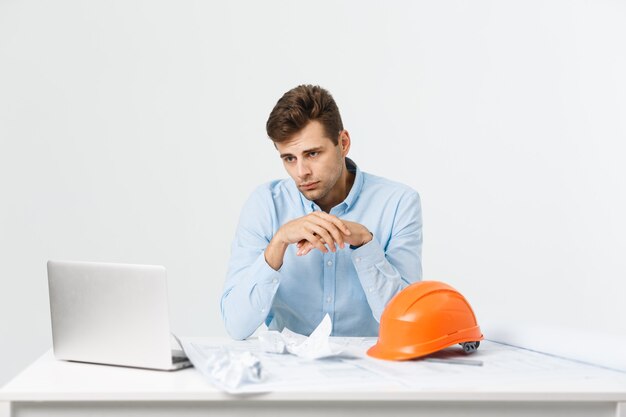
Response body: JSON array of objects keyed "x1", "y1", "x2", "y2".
[{"x1": 47, "y1": 260, "x2": 192, "y2": 371}]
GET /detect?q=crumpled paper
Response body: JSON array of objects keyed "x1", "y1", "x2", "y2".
[
  {"x1": 259, "y1": 314, "x2": 344, "y2": 359},
  {"x1": 183, "y1": 315, "x2": 346, "y2": 391},
  {"x1": 258, "y1": 330, "x2": 287, "y2": 354},
  {"x1": 200, "y1": 348, "x2": 263, "y2": 390}
]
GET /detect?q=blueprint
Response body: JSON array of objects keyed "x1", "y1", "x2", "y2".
[{"x1": 180, "y1": 337, "x2": 626, "y2": 394}]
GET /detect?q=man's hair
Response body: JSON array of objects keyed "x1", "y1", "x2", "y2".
[{"x1": 266, "y1": 85, "x2": 344, "y2": 145}]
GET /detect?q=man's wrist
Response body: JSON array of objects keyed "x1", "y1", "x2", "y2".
[
  {"x1": 265, "y1": 235, "x2": 289, "y2": 270},
  {"x1": 350, "y1": 230, "x2": 373, "y2": 250}
]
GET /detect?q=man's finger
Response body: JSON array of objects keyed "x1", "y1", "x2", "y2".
[
  {"x1": 317, "y1": 217, "x2": 346, "y2": 249},
  {"x1": 310, "y1": 224, "x2": 337, "y2": 252},
  {"x1": 305, "y1": 231, "x2": 328, "y2": 253},
  {"x1": 312, "y1": 212, "x2": 351, "y2": 235},
  {"x1": 308, "y1": 215, "x2": 345, "y2": 248},
  {"x1": 297, "y1": 241, "x2": 314, "y2": 256}
]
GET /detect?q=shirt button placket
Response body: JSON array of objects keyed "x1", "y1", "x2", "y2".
[{"x1": 323, "y1": 252, "x2": 336, "y2": 321}]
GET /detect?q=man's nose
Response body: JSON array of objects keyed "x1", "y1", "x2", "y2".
[{"x1": 296, "y1": 160, "x2": 312, "y2": 179}]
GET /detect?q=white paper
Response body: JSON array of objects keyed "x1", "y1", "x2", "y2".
[
  {"x1": 484, "y1": 321, "x2": 626, "y2": 373},
  {"x1": 180, "y1": 337, "x2": 626, "y2": 394},
  {"x1": 259, "y1": 314, "x2": 345, "y2": 360},
  {"x1": 182, "y1": 337, "x2": 400, "y2": 393},
  {"x1": 181, "y1": 341, "x2": 263, "y2": 392},
  {"x1": 258, "y1": 331, "x2": 286, "y2": 354}
]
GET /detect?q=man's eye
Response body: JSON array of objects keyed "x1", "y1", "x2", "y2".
[
  {"x1": 308, "y1": 152, "x2": 319, "y2": 158},
  {"x1": 284, "y1": 156, "x2": 295, "y2": 163}
]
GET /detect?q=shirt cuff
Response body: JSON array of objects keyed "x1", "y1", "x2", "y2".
[
  {"x1": 257, "y1": 254, "x2": 281, "y2": 284},
  {"x1": 350, "y1": 237, "x2": 386, "y2": 271},
  {"x1": 243, "y1": 253, "x2": 282, "y2": 311}
]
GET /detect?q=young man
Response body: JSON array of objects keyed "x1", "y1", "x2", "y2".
[{"x1": 221, "y1": 85, "x2": 422, "y2": 340}]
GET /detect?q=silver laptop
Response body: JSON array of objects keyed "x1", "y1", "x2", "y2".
[{"x1": 47, "y1": 260, "x2": 191, "y2": 371}]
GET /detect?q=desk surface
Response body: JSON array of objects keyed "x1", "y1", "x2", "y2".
[{"x1": 2, "y1": 338, "x2": 626, "y2": 403}]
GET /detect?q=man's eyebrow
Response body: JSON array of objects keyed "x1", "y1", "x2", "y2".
[
  {"x1": 279, "y1": 147, "x2": 324, "y2": 159},
  {"x1": 304, "y1": 146, "x2": 324, "y2": 153}
]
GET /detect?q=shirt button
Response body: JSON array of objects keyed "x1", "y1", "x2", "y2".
[
  {"x1": 261, "y1": 308, "x2": 266, "y2": 313},
  {"x1": 356, "y1": 257, "x2": 362, "y2": 263},
  {"x1": 369, "y1": 287, "x2": 374, "y2": 293},
  {"x1": 272, "y1": 278, "x2": 278, "y2": 284},
  {"x1": 327, "y1": 260, "x2": 333, "y2": 267},
  {"x1": 326, "y1": 296, "x2": 332, "y2": 303}
]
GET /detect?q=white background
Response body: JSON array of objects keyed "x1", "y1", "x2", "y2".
[{"x1": 1, "y1": 0, "x2": 625, "y2": 385}]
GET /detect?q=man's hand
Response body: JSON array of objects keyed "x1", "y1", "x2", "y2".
[
  {"x1": 265, "y1": 212, "x2": 352, "y2": 270},
  {"x1": 280, "y1": 212, "x2": 351, "y2": 253},
  {"x1": 296, "y1": 219, "x2": 373, "y2": 256}
]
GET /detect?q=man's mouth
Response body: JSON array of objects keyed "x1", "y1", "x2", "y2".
[{"x1": 300, "y1": 182, "x2": 319, "y2": 191}]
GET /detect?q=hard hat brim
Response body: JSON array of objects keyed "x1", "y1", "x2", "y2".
[
  {"x1": 366, "y1": 343, "x2": 423, "y2": 361},
  {"x1": 366, "y1": 326, "x2": 484, "y2": 361}
]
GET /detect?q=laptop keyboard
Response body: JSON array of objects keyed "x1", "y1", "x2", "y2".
[{"x1": 172, "y1": 356, "x2": 188, "y2": 364}]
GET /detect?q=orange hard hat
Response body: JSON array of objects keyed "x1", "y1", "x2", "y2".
[{"x1": 367, "y1": 280, "x2": 483, "y2": 360}]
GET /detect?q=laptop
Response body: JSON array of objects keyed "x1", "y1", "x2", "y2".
[{"x1": 47, "y1": 260, "x2": 192, "y2": 371}]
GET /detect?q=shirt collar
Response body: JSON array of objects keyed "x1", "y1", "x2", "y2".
[{"x1": 298, "y1": 158, "x2": 363, "y2": 213}]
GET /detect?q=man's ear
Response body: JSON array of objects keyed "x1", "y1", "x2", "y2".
[{"x1": 339, "y1": 130, "x2": 351, "y2": 156}]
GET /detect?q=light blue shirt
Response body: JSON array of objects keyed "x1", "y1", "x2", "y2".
[{"x1": 221, "y1": 159, "x2": 422, "y2": 340}]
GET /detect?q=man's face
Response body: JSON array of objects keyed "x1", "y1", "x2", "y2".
[{"x1": 275, "y1": 120, "x2": 348, "y2": 203}]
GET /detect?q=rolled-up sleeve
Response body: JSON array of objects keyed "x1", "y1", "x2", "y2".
[
  {"x1": 351, "y1": 190, "x2": 422, "y2": 321},
  {"x1": 220, "y1": 187, "x2": 281, "y2": 340}
]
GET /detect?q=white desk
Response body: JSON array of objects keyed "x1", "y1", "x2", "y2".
[{"x1": 2, "y1": 339, "x2": 626, "y2": 417}]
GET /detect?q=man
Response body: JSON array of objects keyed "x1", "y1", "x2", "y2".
[{"x1": 221, "y1": 85, "x2": 422, "y2": 340}]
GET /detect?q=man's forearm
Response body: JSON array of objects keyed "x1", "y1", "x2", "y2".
[
  {"x1": 222, "y1": 249, "x2": 283, "y2": 340},
  {"x1": 265, "y1": 233, "x2": 289, "y2": 270},
  {"x1": 351, "y1": 238, "x2": 417, "y2": 321}
]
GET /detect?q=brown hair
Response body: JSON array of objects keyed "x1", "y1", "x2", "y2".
[{"x1": 266, "y1": 85, "x2": 343, "y2": 145}]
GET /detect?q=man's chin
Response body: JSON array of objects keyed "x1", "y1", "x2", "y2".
[
  {"x1": 301, "y1": 189, "x2": 324, "y2": 201},
  {"x1": 301, "y1": 190, "x2": 317, "y2": 200}
]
